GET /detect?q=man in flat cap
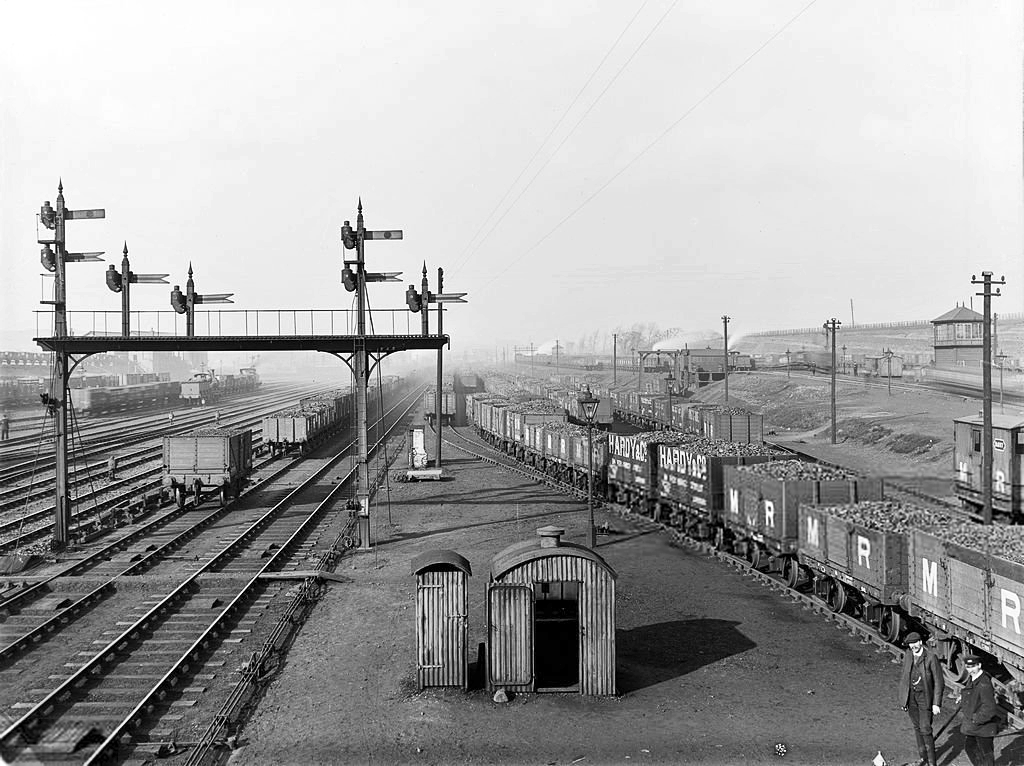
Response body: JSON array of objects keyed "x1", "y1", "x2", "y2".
[
  {"x1": 958, "y1": 654, "x2": 1001, "y2": 766},
  {"x1": 897, "y1": 632, "x2": 943, "y2": 766}
]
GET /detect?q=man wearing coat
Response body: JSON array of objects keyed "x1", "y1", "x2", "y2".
[
  {"x1": 958, "y1": 654, "x2": 1001, "y2": 766},
  {"x1": 898, "y1": 632, "x2": 944, "y2": 766}
]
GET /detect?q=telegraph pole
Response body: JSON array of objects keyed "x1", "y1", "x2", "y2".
[
  {"x1": 823, "y1": 318, "x2": 841, "y2": 444},
  {"x1": 722, "y1": 315, "x2": 730, "y2": 403},
  {"x1": 612, "y1": 333, "x2": 618, "y2": 384},
  {"x1": 972, "y1": 271, "x2": 1005, "y2": 523},
  {"x1": 38, "y1": 182, "x2": 105, "y2": 548}
]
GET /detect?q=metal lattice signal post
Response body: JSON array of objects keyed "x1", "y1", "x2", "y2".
[
  {"x1": 823, "y1": 318, "x2": 841, "y2": 445},
  {"x1": 342, "y1": 200, "x2": 404, "y2": 550},
  {"x1": 37, "y1": 182, "x2": 106, "y2": 548},
  {"x1": 578, "y1": 388, "x2": 600, "y2": 549},
  {"x1": 971, "y1": 270, "x2": 1006, "y2": 524},
  {"x1": 105, "y1": 243, "x2": 169, "y2": 335}
]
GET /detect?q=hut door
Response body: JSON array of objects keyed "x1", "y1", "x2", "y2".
[
  {"x1": 417, "y1": 571, "x2": 467, "y2": 688},
  {"x1": 488, "y1": 584, "x2": 533, "y2": 686},
  {"x1": 534, "y1": 581, "x2": 580, "y2": 690}
]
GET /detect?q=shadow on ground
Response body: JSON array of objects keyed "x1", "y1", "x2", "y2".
[{"x1": 616, "y1": 619, "x2": 755, "y2": 693}]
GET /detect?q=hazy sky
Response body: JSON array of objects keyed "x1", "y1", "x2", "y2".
[{"x1": 2, "y1": 1, "x2": 1021, "y2": 355}]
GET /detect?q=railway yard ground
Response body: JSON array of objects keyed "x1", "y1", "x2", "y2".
[
  {"x1": 2, "y1": 371, "x2": 1022, "y2": 765},
  {"x1": 221, "y1": 372, "x2": 1024, "y2": 766}
]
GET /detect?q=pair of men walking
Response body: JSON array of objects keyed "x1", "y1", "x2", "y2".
[{"x1": 899, "y1": 631, "x2": 1001, "y2": 766}]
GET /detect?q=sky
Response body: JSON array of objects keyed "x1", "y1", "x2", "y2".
[{"x1": 1, "y1": 0, "x2": 1022, "y2": 358}]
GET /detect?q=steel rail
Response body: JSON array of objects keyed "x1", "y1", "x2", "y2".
[
  {"x1": 0, "y1": 384, "x2": 423, "y2": 763},
  {"x1": 83, "y1": 385, "x2": 422, "y2": 764}
]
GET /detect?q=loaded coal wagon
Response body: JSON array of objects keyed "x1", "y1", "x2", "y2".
[
  {"x1": 720, "y1": 460, "x2": 883, "y2": 584},
  {"x1": 655, "y1": 437, "x2": 785, "y2": 537},
  {"x1": 796, "y1": 501, "x2": 957, "y2": 643},
  {"x1": 263, "y1": 389, "x2": 352, "y2": 456},
  {"x1": 163, "y1": 427, "x2": 253, "y2": 507},
  {"x1": 909, "y1": 521, "x2": 1024, "y2": 703}
]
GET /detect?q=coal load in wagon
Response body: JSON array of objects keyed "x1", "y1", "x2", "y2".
[{"x1": 657, "y1": 437, "x2": 787, "y2": 521}]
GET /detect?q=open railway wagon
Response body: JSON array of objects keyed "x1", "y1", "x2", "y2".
[
  {"x1": 262, "y1": 389, "x2": 353, "y2": 456},
  {"x1": 606, "y1": 431, "x2": 785, "y2": 529},
  {"x1": 522, "y1": 420, "x2": 609, "y2": 494},
  {"x1": 719, "y1": 460, "x2": 884, "y2": 584},
  {"x1": 163, "y1": 426, "x2": 253, "y2": 507},
  {"x1": 423, "y1": 386, "x2": 456, "y2": 426},
  {"x1": 953, "y1": 413, "x2": 1024, "y2": 522},
  {"x1": 789, "y1": 500, "x2": 1024, "y2": 717},
  {"x1": 75, "y1": 380, "x2": 180, "y2": 415}
]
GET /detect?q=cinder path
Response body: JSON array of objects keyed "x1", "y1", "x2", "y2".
[{"x1": 223, "y1": 437, "x2": 1015, "y2": 766}]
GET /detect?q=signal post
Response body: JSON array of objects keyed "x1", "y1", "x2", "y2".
[{"x1": 37, "y1": 182, "x2": 106, "y2": 548}]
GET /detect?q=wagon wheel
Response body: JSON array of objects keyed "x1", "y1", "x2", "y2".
[
  {"x1": 193, "y1": 479, "x2": 204, "y2": 506},
  {"x1": 175, "y1": 486, "x2": 185, "y2": 509},
  {"x1": 219, "y1": 485, "x2": 229, "y2": 507},
  {"x1": 826, "y1": 578, "x2": 847, "y2": 614},
  {"x1": 783, "y1": 557, "x2": 800, "y2": 588},
  {"x1": 878, "y1": 606, "x2": 901, "y2": 643},
  {"x1": 714, "y1": 527, "x2": 728, "y2": 552}
]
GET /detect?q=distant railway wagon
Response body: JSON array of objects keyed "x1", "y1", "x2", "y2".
[
  {"x1": 181, "y1": 368, "x2": 260, "y2": 405},
  {"x1": 954, "y1": 413, "x2": 1024, "y2": 522},
  {"x1": 76, "y1": 380, "x2": 180, "y2": 414},
  {"x1": 424, "y1": 387, "x2": 456, "y2": 425},
  {"x1": 163, "y1": 427, "x2": 253, "y2": 507},
  {"x1": 0, "y1": 376, "x2": 47, "y2": 406},
  {"x1": 263, "y1": 384, "x2": 366, "y2": 455}
]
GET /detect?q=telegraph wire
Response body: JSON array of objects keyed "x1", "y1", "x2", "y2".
[
  {"x1": 450, "y1": 0, "x2": 653, "y2": 273},
  {"x1": 473, "y1": 0, "x2": 820, "y2": 294},
  {"x1": 453, "y1": 0, "x2": 679, "y2": 276}
]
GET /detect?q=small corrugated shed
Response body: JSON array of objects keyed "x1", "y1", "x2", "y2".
[
  {"x1": 487, "y1": 526, "x2": 616, "y2": 696},
  {"x1": 412, "y1": 550, "x2": 472, "y2": 689}
]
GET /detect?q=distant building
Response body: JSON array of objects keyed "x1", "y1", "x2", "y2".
[{"x1": 931, "y1": 305, "x2": 984, "y2": 368}]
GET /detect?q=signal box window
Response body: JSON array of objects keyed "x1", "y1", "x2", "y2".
[{"x1": 972, "y1": 429, "x2": 982, "y2": 452}]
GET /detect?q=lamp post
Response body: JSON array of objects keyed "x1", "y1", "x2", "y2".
[
  {"x1": 665, "y1": 371, "x2": 675, "y2": 429},
  {"x1": 786, "y1": 349, "x2": 791, "y2": 378},
  {"x1": 579, "y1": 387, "x2": 600, "y2": 549}
]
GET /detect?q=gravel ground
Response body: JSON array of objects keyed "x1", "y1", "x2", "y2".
[{"x1": 223, "y1": 424, "x2": 1016, "y2": 766}]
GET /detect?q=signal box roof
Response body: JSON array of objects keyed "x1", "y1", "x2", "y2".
[{"x1": 932, "y1": 306, "x2": 984, "y2": 323}]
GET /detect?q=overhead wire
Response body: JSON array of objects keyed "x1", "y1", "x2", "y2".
[
  {"x1": 453, "y1": 0, "x2": 679, "y2": 275},
  {"x1": 474, "y1": 0, "x2": 821, "y2": 294},
  {"x1": 450, "y1": 0, "x2": 654, "y2": 274}
]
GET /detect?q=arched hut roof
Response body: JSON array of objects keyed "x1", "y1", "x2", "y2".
[{"x1": 411, "y1": 549, "x2": 472, "y2": 576}]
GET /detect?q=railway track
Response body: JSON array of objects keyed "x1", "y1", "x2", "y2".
[
  {"x1": 440, "y1": 423, "x2": 1024, "y2": 731},
  {"x1": 0, "y1": 384, "x2": 424, "y2": 764},
  {"x1": 0, "y1": 385, "x2": 345, "y2": 554}
]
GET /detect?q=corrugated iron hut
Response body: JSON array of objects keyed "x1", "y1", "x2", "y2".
[
  {"x1": 412, "y1": 550, "x2": 472, "y2": 690},
  {"x1": 487, "y1": 525, "x2": 616, "y2": 696}
]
